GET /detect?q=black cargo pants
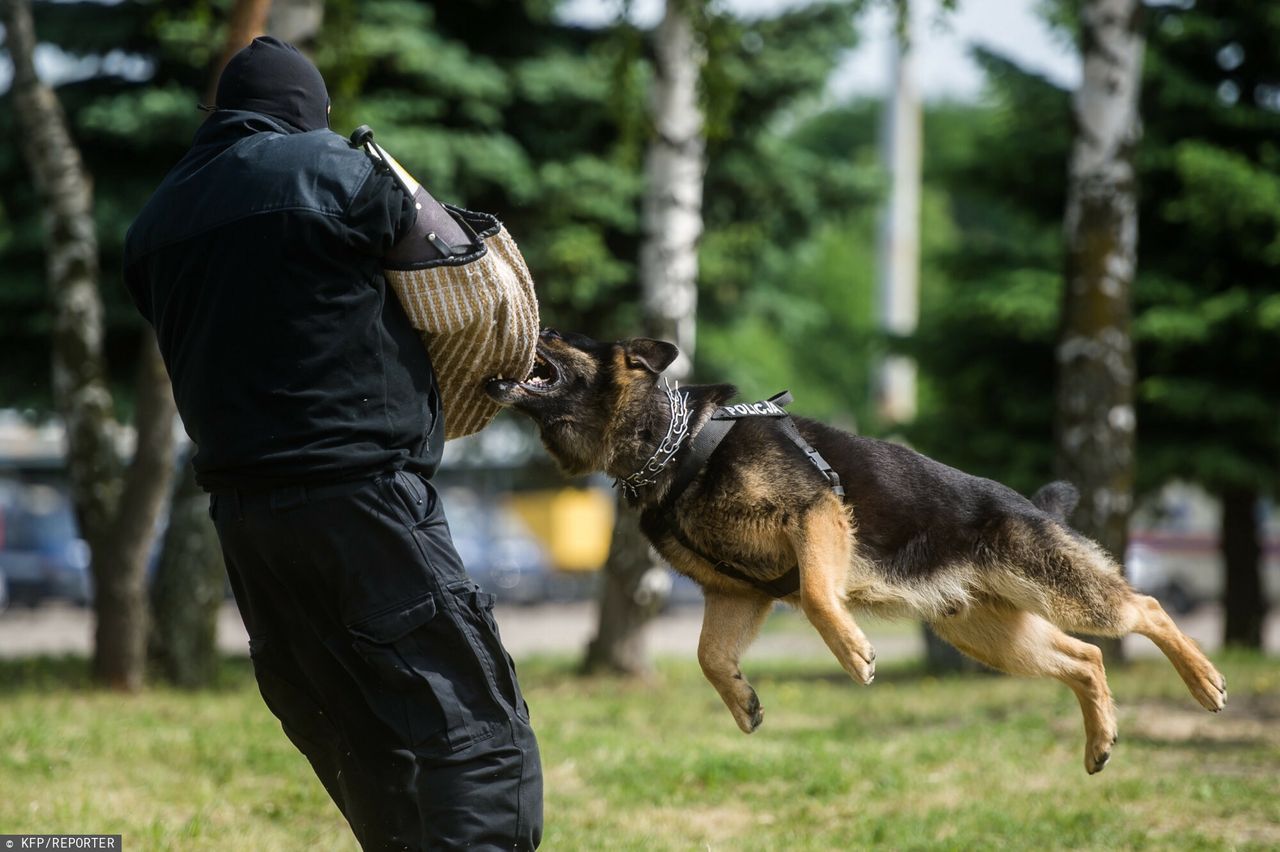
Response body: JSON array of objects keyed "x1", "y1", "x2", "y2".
[{"x1": 210, "y1": 470, "x2": 543, "y2": 850}]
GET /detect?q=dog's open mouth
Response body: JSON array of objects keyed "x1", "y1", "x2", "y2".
[
  {"x1": 486, "y1": 345, "x2": 563, "y2": 403},
  {"x1": 518, "y1": 351, "x2": 559, "y2": 392}
]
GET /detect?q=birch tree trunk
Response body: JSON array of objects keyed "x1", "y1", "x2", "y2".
[
  {"x1": 4, "y1": 0, "x2": 177, "y2": 691},
  {"x1": 1055, "y1": 0, "x2": 1144, "y2": 664},
  {"x1": 638, "y1": 0, "x2": 705, "y2": 378},
  {"x1": 584, "y1": 0, "x2": 706, "y2": 676}
]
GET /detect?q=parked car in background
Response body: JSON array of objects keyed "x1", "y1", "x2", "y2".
[
  {"x1": 441, "y1": 488, "x2": 556, "y2": 605},
  {"x1": 0, "y1": 564, "x2": 9, "y2": 614},
  {"x1": 1126, "y1": 531, "x2": 1280, "y2": 615},
  {"x1": 1125, "y1": 483, "x2": 1280, "y2": 613},
  {"x1": 0, "y1": 481, "x2": 91, "y2": 607}
]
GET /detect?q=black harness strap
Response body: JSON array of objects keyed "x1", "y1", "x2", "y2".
[
  {"x1": 654, "y1": 390, "x2": 840, "y2": 599},
  {"x1": 663, "y1": 521, "x2": 801, "y2": 599},
  {"x1": 777, "y1": 416, "x2": 845, "y2": 499},
  {"x1": 664, "y1": 418, "x2": 733, "y2": 506}
]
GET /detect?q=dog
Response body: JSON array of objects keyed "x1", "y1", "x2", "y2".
[{"x1": 486, "y1": 330, "x2": 1227, "y2": 774}]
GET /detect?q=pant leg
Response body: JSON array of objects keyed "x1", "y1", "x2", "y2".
[
  {"x1": 212, "y1": 474, "x2": 543, "y2": 850},
  {"x1": 222, "y1": 546, "x2": 357, "y2": 822}
]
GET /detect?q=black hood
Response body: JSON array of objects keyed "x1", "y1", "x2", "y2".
[{"x1": 214, "y1": 36, "x2": 330, "y2": 133}]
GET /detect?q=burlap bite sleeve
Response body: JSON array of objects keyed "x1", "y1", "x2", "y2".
[{"x1": 384, "y1": 206, "x2": 540, "y2": 440}]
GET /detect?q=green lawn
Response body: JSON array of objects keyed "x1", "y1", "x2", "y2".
[{"x1": 1, "y1": 650, "x2": 1277, "y2": 850}]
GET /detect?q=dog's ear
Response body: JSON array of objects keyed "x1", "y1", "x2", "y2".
[{"x1": 624, "y1": 338, "x2": 680, "y2": 375}]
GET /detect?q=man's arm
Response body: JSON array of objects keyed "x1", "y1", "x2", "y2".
[{"x1": 343, "y1": 163, "x2": 418, "y2": 257}]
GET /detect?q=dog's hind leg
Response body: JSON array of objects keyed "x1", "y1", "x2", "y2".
[
  {"x1": 698, "y1": 591, "x2": 774, "y2": 733},
  {"x1": 1055, "y1": 587, "x2": 1227, "y2": 714},
  {"x1": 1127, "y1": 595, "x2": 1227, "y2": 712},
  {"x1": 931, "y1": 604, "x2": 1118, "y2": 774},
  {"x1": 791, "y1": 496, "x2": 877, "y2": 685},
  {"x1": 1015, "y1": 530, "x2": 1227, "y2": 714}
]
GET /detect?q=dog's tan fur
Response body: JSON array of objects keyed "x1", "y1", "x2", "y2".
[{"x1": 489, "y1": 332, "x2": 1227, "y2": 774}]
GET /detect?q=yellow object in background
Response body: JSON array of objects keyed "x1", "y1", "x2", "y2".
[{"x1": 508, "y1": 488, "x2": 615, "y2": 572}]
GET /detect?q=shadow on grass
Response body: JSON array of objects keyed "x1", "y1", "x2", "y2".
[
  {"x1": 750, "y1": 648, "x2": 1278, "y2": 688},
  {"x1": 1123, "y1": 733, "x2": 1266, "y2": 751},
  {"x1": 747, "y1": 657, "x2": 997, "y2": 686},
  {"x1": 0, "y1": 653, "x2": 258, "y2": 694}
]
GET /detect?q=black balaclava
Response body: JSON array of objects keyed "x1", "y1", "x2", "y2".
[{"x1": 214, "y1": 36, "x2": 330, "y2": 132}]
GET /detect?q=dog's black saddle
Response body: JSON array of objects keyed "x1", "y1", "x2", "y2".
[{"x1": 655, "y1": 391, "x2": 844, "y2": 599}]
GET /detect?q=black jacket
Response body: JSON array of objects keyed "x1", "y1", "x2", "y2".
[{"x1": 123, "y1": 110, "x2": 440, "y2": 491}]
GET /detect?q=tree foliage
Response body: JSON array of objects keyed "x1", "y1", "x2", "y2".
[
  {"x1": 902, "y1": 51, "x2": 1070, "y2": 494},
  {"x1": 910, "y1": 8, "x2": 1278, "y2": 500},
  {"x1": 1134, "y1": 3, "x2": 1280, "y2": 495},
  {"x1": 1, "y1": 0, "x2": 865, "y2": 412},
  {"x1": 0, "y1": 1, "x2": 213, "y2": 409}
]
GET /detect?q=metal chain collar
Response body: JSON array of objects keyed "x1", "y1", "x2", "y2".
[{"x1": 615, "y1": 380, "x2": 691, "y2": 499}]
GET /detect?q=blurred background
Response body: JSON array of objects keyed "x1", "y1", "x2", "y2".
[
  {"x1": 0, "y1": 0, "x2": 1277, "y2": 705},
  {"x1": 2, "y1": 1, "x2": 1279, "y2": 847}
]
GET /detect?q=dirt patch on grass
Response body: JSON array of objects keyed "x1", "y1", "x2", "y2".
[
  {"x1": 619, "y1": 801, "x2": 761, "y2": 849},
  {"x1": 1123, "y1": 696, "x2": 1280, "y2": 747}
]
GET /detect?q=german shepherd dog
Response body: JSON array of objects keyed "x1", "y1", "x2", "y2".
[{"x1": 487, "y1": 330, "x2": 1227, "y2": 774}]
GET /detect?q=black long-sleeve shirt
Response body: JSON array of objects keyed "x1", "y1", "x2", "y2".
[{"x1": 123, "y1": 110, "x2": 441, "y2": 491}]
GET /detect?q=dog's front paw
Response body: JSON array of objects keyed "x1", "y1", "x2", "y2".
[
  {"x1": 850, "y1": 645, "x2": 876, "y2": 685},
  {"x1": 732, "y1": 686, "x2": 764, "y2": 734},
  {"x1": 1086, "y1": 731, "x2": 1118, "y2": 775},
  {"x1": 1192, "y1": 666, "x2": 1227, "y2": 713}
]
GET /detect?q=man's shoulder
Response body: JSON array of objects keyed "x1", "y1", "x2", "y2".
[
  {"x1": 254, "y1": 127, "x2": 362, "y2": 158},
  {"x1": 125, "y1": 129, "x2": 377, "y2": 264},
  {"x1": 243, "y1": 129, "x2": 375, "y2": 195}
]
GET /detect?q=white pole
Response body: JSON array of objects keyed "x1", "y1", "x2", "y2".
[{"x1": 877, "y1": 3, "x2": 922, "y2": 424}]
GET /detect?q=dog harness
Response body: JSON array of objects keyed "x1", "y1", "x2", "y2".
[{"x1": 653, "y1": 391, "x2": 845, "y2": 599}]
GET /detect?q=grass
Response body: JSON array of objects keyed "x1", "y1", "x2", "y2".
[{"x1": 0, "y1": 650, "x2": 1277, "y2": 850}]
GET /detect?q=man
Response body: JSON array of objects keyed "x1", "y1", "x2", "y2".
[{"x1": 123, "y1": 37, "x2": 543, "y2": 850}]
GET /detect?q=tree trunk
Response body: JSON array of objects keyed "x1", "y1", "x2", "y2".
[
  {"x1": 584, "y1": 0, "x2": 707, "y2": 677},
  {"x1": 1056, "y1": 0, "x2": 1145, "y2": 661},
  {"x1": 150, "y1": 463, "x2": 226, "y2": 687},
  {"x1": 639, "y1": 0, "x2": 705, "y2": 376},
  {"x1": 208, "y1": 0, "x2": 274, "y2": 102},
  {"x1": 5, "y1": 0, "x2": 178, "y2": 690},
  {"x1": 94, "y1": 338, "x2": 177, "y2": 689},
  {"x1": 1221, "y1": 487, "x2": 1264, "y2": 649},
  {"x1": 4, "y1": 0, "x2": 121, "y2": 542},
  {"x1": 582, "y1": 507, "x2": 668, "y2": 675}
]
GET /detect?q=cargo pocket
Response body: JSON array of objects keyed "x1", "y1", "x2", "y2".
[
  {"x1": 448, "y1": 582, "x2": 530, "y2": 722},
  {"x1": 248, "y1": 636, "x2": 344, "y2": 759},
  {"x1": 348, "y1": 592, "x2": 495, "y2": 753}
]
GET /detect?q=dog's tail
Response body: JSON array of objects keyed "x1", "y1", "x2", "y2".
[{"x1": 1031, "y1": 480, "x2": 1080, "y2": 523}]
